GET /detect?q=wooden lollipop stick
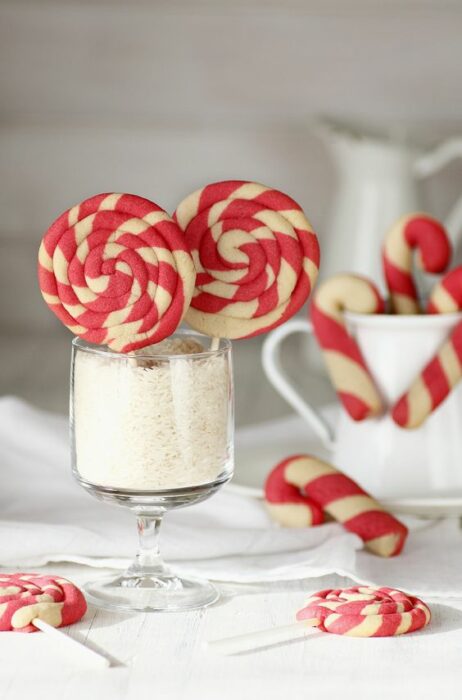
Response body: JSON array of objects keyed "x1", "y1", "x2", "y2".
[
  {"x1": 210, "y1": 337, "x2": 220, "y2": 351},
  {"x1": 206, "y1": 619, "x2": 320, "y2": 655},
  {"x1": 32, "y1": 618, "x2": 111, "y2": 667}
]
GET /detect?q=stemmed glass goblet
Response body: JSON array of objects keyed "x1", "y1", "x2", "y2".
[{"x1": 70, "y1": 330, "x2": 233, "y2": 612}]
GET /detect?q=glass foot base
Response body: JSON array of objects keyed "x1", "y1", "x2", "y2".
[{"x1": 84, "y1": 572, "x2": 219, "y2": 612}]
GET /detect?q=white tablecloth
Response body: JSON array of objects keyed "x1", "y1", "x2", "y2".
[
  {"x1": 1, "y1": 396, "x2": 462, "y2": 598},
  {"x1": 1, "y1": 397, "x2": 462, "y2": 699}
]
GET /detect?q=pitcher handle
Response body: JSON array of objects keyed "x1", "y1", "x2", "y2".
[
  {"x1": 261, "y1": 319, "x2": 336, "y2": 450},
  {"x1": 415, "y1": 139, "x2": 462, "y2": 242}
]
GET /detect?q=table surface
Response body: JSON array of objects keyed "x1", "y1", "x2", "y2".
[{"x1": 0, "y1": 564, "x2": 461, "y2": 700}]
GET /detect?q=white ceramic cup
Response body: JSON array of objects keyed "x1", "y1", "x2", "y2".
[{"x1": 262, "y1": 312, "x2": 462, "y2": 499}]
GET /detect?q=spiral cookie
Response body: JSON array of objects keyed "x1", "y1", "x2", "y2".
[
  {"x1": 382, "y1": 213, "x2": 451, "y2": 314},
  {"x1": 296, "y1": 586, "x2": 430, "y2": 637},
  {"x1": 392, "y1": 321, "x2": 462, "y2": 428},
  {"x1": 174, "y1": 180, "x2": 320, "y2": 339},
  {"x1": 310, "y1": 274, "x2": 384, "y2": 421},
  {"x1": 38, "y1": 193, "x2": 196, "y2": 353},
  {"x1": 0, "y1": 573, "x2": 87, "y2": 632},
  {"x1": 264, "y1": 455, "x2": 408, "y2": 557}
]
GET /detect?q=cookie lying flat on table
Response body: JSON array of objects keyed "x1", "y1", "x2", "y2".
[
  {"x1": 38, "y1": 193, "x2": 196, "y2": 353},
  {"x1": 208, "y1": 585, "x2": 430, "y2": 655},
  {"x1": 296, "y1": 586, "x2": 430, "y2": 637},
  {"x1": 0, "y1": 573, "x2": 86, "y2": 633},
  {"x1": 265, "y1": 454, "x2": 408, "y2": 557}
]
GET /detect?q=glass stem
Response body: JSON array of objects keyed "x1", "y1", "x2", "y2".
[{"x1": 128, "y1": 512, "x2": 168, "y2": 575}]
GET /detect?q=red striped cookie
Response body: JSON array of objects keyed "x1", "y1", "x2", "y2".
[
  {"x1": 310, "y1": 274, "x2": 384, "y2": 421},
  {"x1": 38, "y1": 193, "x2": 196, "y2": 353},
  {"x1": 391, "y1": 267, "x2": 462, "y2": 428},
  {"x1": 0, "y1": 574, "x2": 87, "y2": 633},
  {"x1": 392, "y1": 322, "x2": 462, "y2": 428},
  {"x1": 296, "y1": 586, "x2": 430, "y2": 637},
  {"x1": 264, "y1": 455, "x2": 408, "y2": 557},
  {"x1": 265, "y1": 459, "x2": 324, "y2": 527},
  {"x1": 382, "y1": 213, "x2": 451, "y2": 314},
  {"x1": 174, "y1": 180, "x2": 320, "y2": 339},
  {"x1": 427, "y1": 266, "x2": 462, "y2": 314}
]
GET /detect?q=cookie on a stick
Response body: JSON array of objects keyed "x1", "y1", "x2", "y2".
[
  {"x1": 265, "y1": 454, "x2": 408, "y2": 557},
  {"x1": 174, "y1": 180, "x2": 320, "y2": 339},
  {"x1": 0, "y1": 573, "x2": 86, "y2": 632},
  {"x1": 209, "y1": 586, "x2": 430, "y2": 654}
]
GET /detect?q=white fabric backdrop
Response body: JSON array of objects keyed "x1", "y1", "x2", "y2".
[{"x1": 0, "y1": 396, "x2": 460, "y2": 598}]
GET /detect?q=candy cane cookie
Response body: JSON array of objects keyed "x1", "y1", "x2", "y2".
[
  {"x1": 382, "y1": 213, "x2": 451, "y2": 314},
  {"x1": 209, "y1": 585, "x2": 430, "y2": 653},
  {"x1": 38, "y1": 193, "x2": 196, "y2": 353},
  {"x1": 427, "y1": 265, "x2": 462, "y2": 314},
  {"x1": 296, "y1": 586, "x2": 430, "y2": 637},
  {"x1": 310, "y1": 274, "x2": 384, "y2": 421},
  {"x1": 0, "y1": 574, "x2": 86, "y2": 632},
  {"x1": 392, "y1": 267, "x2": 462, "y2": 428},
  {"x1": 174, "y1": 180, "x2": 320, "y2": 339},
  {"x1": 264, "y1": 455, "x2": 408, "y2": 557},
  {"x1": 392, "y1": 321, "x2": 462, "y2": 428},
  {"x1": 265, "y1": 459, "x2": 324, "y2": 527}
]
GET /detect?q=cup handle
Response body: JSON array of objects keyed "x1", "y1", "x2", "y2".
[{"x1": 261, "y1": 319, "x2": 336, "y2": 450}]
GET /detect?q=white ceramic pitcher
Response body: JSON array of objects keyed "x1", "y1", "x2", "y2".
[
  {"x1": 319, "y1": 121, "x2": 462, "y2": 290},
  {"x1": 262, "y1": 312, "x2": 462, "y2": 501}
]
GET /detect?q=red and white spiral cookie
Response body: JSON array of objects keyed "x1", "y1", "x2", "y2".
[
  {"x1": 296, "y1": 586, "x2": 430, "y2": 637},
  {"x1": 392, "y1": 267, "x2": 462, "y2": 428},
  {"x1": 0, "y1": 574, "x2": 87, "y2": 633},
  {"x1": 174, "y1": 180, "x2": 320, "y2": 339},
  {"x1": 38, "y1": 193, "x2": 196, "y2": 353},
  {"x1": 382, "y1": 213, "x2": 451, "y2": 314},
  {"x1": 310, "y1": 274, "x2": 384, "y2": 421},
  {"x1": 264, "y1": 455, "x2": 408, "y2": 557}
]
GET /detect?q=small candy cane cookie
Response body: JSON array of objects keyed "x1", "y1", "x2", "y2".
[
  {"x1": 264, "y1": 455, "x2": 408, "y2": 557},
  {"x1": 392, "y1": 267, "x2": 462, "y2": 428},
  {"x1": 382, "y1": 213, "x2": 451, "y2": 314},
  {"x1": 392, "y1": 321, "x2": 462, "y2": 429},
  {"x1": 265, "y1": 459, "x2": 324, "y2": 527},
  {"x1": 310, "y1": 274, "x2": 384, "y2": 421},
  {"x1": 427, "y1": 266, "x2": 462, "y2": 314},
  {"x1": 174, "y1": 180, "x2": 320, "y2": 339},
  {"x1": 297, "y1": 586, "x2": 430, "y2": 637},
  {"x1": 0, "y1": 574, "x2": 86, "y2": 633}
]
